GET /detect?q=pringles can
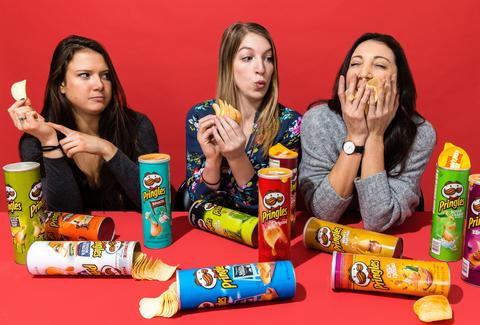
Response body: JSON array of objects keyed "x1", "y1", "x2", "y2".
[
  {"x1": 331, "y1": 252, "x2": 450, "y2": 297},
  {"x1": 44, "y1": 211, "x2": 115, "y2": 241},
  {"x1": 139, "y1": 153, "x2": 172, "y2": 249},
  {"x1": 189, "y1": 200, "x2": 258, "y2": 247},
  {"x1": 462, "y1": 174, "x2": 480, "y2": 286},
  {"x1": 3, "y1": 162, "x2": 45, "y2": 264},
  {"x1": 176, "y1": 260, "x2": 295, "y2": 310},
  {"x1": 430, "y1": 143, "x2": 470, "y2": 261},
  {"x1": 303, "y1": 217, "x2": 403, "y2": 257},
  {"x1": 26, "y1": 241, "x2": 139, "y2": 276},
  {"x1": 269, "y1": 143, "x2": 298, "y2": 230},
  {"x1": 258, "y1": 167, "x2": 292, "y2": 262}
]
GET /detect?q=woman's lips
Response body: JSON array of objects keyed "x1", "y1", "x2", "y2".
[{"x1": 254, "y1": 81, "x2": 266, "y2": 89}]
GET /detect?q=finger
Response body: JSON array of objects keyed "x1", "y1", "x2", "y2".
[
  {"x1": 198, "y1": 118, "x2": 217, "y2": 135},
  {"x1": 215, "y1": 117, "x2": 231, "y2": 142},
  {"x1": 352, "y1": 79, "x2": 366, "y2": 109},
  {"x1": 212, "y1": 124, "x2": 225, "y2": 146},
  {"x1": 338, "y1": 75, "x2": 346, "y2": 107},
  {"x1": 221, "y1": 116, "x2": 239, "y2": 138},
  {"x1": 376, "y1": 79, "x2": 386, "y2": 111},
  {"x1": 48, "y1": 122, "x2": 74, "y2": 136},
  {"x1": 390, "y1": 74, "x2": 398, "y2": 108},
  {"x1": 384, "y1": 77, "x2": 392, "y2": 113},
  {"x1": 357, "y1": 87, "x2": 371, "y2": 114},
  {"x1": 8, "y1": 100, "x2": 28, "y2": 125},
  {"x1": 367, "y1": 89, "x2": 376, "y2": 116}
]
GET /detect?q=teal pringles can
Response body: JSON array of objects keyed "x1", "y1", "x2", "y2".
[
  {"x1": 430, "y1": 165, "x2": 470, "y2": 261},
  {"x1": 139, "y1": 153, "x2": 172, "y2": 248}
]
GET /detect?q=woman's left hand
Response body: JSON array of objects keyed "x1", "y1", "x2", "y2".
[
  {"x1": 366, "y1": 74, "x2": 399, "y2": 137},
  {"x1": 212, "y1": 116, "x2": 246, "y2": 161},
  {"x1": 48, "y1": 122, "x2": 118, "y2": 161}
]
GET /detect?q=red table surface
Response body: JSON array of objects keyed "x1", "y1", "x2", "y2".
[{"x1": 0, "y1": 211, "x2": 475, "y2": 324}]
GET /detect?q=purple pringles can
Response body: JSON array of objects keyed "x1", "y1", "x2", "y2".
[{"x1": 462, "y1": 174, "x2": 480, "y2": 285}]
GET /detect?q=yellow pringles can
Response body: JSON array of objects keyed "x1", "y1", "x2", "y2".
[
  {"x1": 303, "y1": 217, "x2": 403, "y2": 257},
  {"x1": 3, "y1": 162, "x2": 46, "y2": 264},
  {"x1": 331, "y1": 252, "x2": 450, "y2": 297}
]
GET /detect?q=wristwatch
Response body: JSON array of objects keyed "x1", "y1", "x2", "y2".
[{"x1": 342, "y1": 140, "x2": 364, "y2": 155}]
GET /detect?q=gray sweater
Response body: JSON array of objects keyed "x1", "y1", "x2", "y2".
[{"x1": 299, "y1": 104, "x2": 436, "y2": 232}]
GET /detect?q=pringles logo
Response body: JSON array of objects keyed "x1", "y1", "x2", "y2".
[
  {"x1": 29, "y1": 181, "x2": 44, "y2": 218},
  {"x1": 261, "y1": 191, "x2": 287, "y2": 223},
  {"x1": 142, "y1": 172, "x2": 166, "y2": 202},
  {"x1": 467, "y1": 198, "x2": 480, "y2": 230},
  {"x1": 6, "y1": 185, "x2": 22, "y2": 212},
  {"x1": 194, "y1": 268, "x2": 217, "y2": 289},
  {"x1": 349, "y1": 262, "x2": 371, "y2": 287},
  {"x1": 438, "y1": 181, "x2": 465, "y2": 212}
]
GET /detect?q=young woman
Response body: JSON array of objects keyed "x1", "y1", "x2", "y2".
[
  {"x1": 8, "y1": 35, "x2": 158, "y2": 213},
  {"x1": 185, "y1": 22, "x2": 302, "y2": 215},
  {"x1": 299, "y1": 33, "x2": 436, "y2": 232}
]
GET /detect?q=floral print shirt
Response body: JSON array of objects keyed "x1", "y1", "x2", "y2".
[{"x1": 186, "y1": 99, "x2": 302, "y2": 215}]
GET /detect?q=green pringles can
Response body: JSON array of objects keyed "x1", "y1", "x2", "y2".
[
  {"x1": 3, "y1": 162, "x2": 46, "y2": 264},
  {"x1": 139, "y1": 153, "x2": 172, "y2": 248},
  {"x1": 189, "y1": 200, "x2": 258, "y2": 247},
  {"x1": 430, "y1": 143, "x2": 471, "y2": 261}
]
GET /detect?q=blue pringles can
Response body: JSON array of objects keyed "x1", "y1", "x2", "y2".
[
  {"x1": 139, "y1": 153, "x2": 172, "y2": 248},
  {"x1": 176, "y1": 260, "x2": 296, "y2": 310}
]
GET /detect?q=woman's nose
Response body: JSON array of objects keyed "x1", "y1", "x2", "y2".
[
  {"x1": 92, "y1": 75, "x2": 104, "y2": 90},
  {"x1": 255, "y1": 58, "x2": 266, "y2": 75},
  {"x1": 359, "y1": 64, "x2": 373, "y2": 80}
]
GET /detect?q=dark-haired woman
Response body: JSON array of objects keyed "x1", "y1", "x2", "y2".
[
  {"x1": 299, "y1": 33, "x2": 435, "y2": 232},
  {"x1": 7, "y1": 35, "x2": 158, "y2": 213}
]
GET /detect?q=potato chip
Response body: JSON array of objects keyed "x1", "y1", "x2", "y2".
[
  {"x1": 214, "y1": 99, "x2": 242, "y2": 124},
  {"x1": 11, "y1": 80, "x2": 27, "y2": 101},
  {"x1": 138, "y1": 282, "x2": 180, "y2": 319},
  {"x1": 413, "y1": 295, "x2": 452, "y2": 322},
  {"x1": 132, "y1": 252, "x2": 177, "y2": 281},
  {"x1": 365, "y1": 77, "x2": 380, "y2": 104}
]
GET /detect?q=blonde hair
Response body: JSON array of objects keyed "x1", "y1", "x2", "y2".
[{"x1": 216, "y1": 22, "x2": 280, "y2": 156}]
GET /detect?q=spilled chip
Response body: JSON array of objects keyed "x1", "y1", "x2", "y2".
[
  {"x1": 132, "y1": 252, "x2": 178, "y2": 281},
  {"x1": 212, "y1": 99, "x2": 242, "y2": 124},
  {"x1": 139, "y1": 281, "x2": 179, "y2": 319},
  {"x1": 11, "y1": 80, "x2": 27, "y2": 101},
  {"x1": 413, "y1": 295, "x2": 452, "y2": 322}
]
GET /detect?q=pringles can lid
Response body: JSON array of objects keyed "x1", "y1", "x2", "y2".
[
  {"x1": 3, "y1": 161, "x2": 40, "y2": 172},
  {"x1": 138, "y1": 153, "x2": 171, "y2": 163},
  {"x1": 258, "y1": 167, "x2": 292, "y2": 181},
  {"x1": 269, "y1": 144, "x2": 298, "y2": 159},
  {"x1": 469, "y1": 174, "x2": 480, "y2": 185}
]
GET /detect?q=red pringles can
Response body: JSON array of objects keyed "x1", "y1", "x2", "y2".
[
  {"x1": 258, "y1": 167, "x2": 292, "y2": 262},
  {"x1": 269, "y1": 144, "x2": 299, "y2": 230}
]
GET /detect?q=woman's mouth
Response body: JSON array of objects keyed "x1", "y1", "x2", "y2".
[{"x1": 254, "y1": 80, "x2": 266, "y2": 89}]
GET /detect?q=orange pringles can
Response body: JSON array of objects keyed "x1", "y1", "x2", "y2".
[
  {"x1": 258, "y1": 167, "x2": 292, "y2": 262},
  {"x1": 269, "y1": 144, "x2": 299, "y2": 231},
  {"x1": 303, "y1": 217, "x2": 403, "y2": 257},
  {"x1": 331, "y1": 252, "x2": 450, "y2": 297},
  {"x1": 44, "y1": 211, "x2": 115, "y2": 241}
]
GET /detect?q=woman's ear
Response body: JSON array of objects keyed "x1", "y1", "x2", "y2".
[{"x1": 59, "y1": 82, "x2": 66, "y2": 94}]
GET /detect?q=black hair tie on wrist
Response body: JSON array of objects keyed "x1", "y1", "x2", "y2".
[
  {"x1": 201, "y1": 172, "x2": 221, "y2": 186},
  {"x1": 41, "y1": 145, "x2": 62, "y2": 152}
]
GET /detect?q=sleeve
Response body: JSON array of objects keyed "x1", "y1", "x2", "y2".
[
  {"x1": 185, "y1": 103, "x2": 224, "y2": 203},
  {"x1": 20, "y1": 136, "x2": 84, "y2": 212},
  {"x1": 298, "y1": 107, "x2": 353, "y2": 222},
  {"x1": 354, "y1": 121, "x2": 436, "y2": 232},
  {"x1": 104, "y1": 113, "x2": 159, "y2": 209}
]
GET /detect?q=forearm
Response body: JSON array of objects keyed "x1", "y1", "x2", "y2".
[
  {"x1": 227, "y1": 153, "x2": 255, "y2": 188},
  {"x1": 328, "y1": 150, "x2": 362, "y2": 198},
  {"x1": 361, "y1": 135, "x2": 385, "y2": 178},
  {"x1": 202, "y1": 157, "x2": 222, "y2": 190}
]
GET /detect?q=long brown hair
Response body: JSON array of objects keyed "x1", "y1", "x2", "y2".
[{"x1": 216, "y1": 22, "x2": 280, "y2": 155}]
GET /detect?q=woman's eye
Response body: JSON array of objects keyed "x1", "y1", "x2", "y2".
[
  {"x1": 79, "y1": 73, "x2": 89, "y2": 79},
  {"x1": 265, "y1": 56, "x2": 274, "y2": 63},
  {"x1": 101, "y1": 73, "x2": 111, "y2": 80},
  {"x1": 349, "y1": 62, "x2": 360, "y2": 67},
  {"x1": 375, "y1": 64, "x2": 386, "y2": 69},
  {"x1": 241, "y1": 56, "x2": 253, "y2": 62}
]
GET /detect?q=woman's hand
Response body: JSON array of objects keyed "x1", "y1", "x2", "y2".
[
  {"x1": 197, "y1": 115, "x2": 221, "y2": 163},
  {"x1": 7, "y1": 99, "x2": 58, "y2": 144},
  {"x1": 48, "y1": 122, "x2": 117, "y2": 161},
  {"x1": 365, "y1": 74, "x2": 399, "y2": 138},
  {"x1": 213, "y1": 116, "x2": 246, "y2": 161},
  {"x1": 338, "y1": 75, "x2": 370, "y2": 145}
]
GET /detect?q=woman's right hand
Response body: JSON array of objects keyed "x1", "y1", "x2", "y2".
[
  {"x1": 7, "y1": 99, "x2": 58, "y2": 144},
  {"x1": 338, "y1": 75, "x2": 370, "y2": 145},
  {"x1": 197, "y1": 115, "x2": 221, "y2": 162}
]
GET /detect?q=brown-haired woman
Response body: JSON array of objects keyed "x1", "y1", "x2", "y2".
[
  {"x1": 185, "y1": 22, "x2": 302, "y2": 215},
  {"x1": 7, "y1": 35, "x2": 158, "y2": 213}
]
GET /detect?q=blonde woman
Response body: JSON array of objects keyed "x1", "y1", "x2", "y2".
[{"x1": 185, "y1": 22, "x2": 301, "y2": 214}]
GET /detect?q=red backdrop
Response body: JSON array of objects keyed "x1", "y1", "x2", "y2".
[{"x1": 0, "y1": 0, "x2": 478, "y2": 212}]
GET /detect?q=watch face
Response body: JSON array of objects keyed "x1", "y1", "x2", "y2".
[{"x1": 343, "y1": 141, "x2": 355, "y2": 155}]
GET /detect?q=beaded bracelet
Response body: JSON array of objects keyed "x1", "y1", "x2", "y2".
[
  {"x1": 201, "y1": 172, "x2": 221, "y2": 186},
  {"x1": 41, "y1": 145, "x2": 62, "y2": 152}
]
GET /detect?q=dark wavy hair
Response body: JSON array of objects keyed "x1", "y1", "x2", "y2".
[
  {"x1": 20, "y1": 35, "x2": 139, "y2": 209},
  {"x1": 313, "y1": 33, "x2": 424, "y2": 176}
]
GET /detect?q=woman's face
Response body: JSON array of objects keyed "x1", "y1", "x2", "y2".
[
  {"x1": 233, "y1": 32, "x2": 274, "y2": 105},
  {"x1": 60, "y1": 49, "x2": 112, "y2": 117},
  {"x1": 346, "y1": 40, "x2": 397, "y2": 88}
]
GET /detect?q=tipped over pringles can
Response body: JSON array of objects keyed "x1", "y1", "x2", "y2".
[
  {"x1": 269, "y1": 143, "x2": 298, "y2": 230},
  {"x1": 303, "y1": 218, "x2": 403, "y2": 257},
  {"x1": 3, "y1": 162, "x2": 46, "y2": 264},
  {"x1": 258, "y1": 167, "x2": 292, "y2": 262},
  {"x1": 189, "y1": 200, "x2": 258, "y2": 247},
  {"x1": 331, "y1": 252, "x2": 450, "y2": 297},
  {"x1": 139, "y1": 153, "x2": 172, "y2": 249},
  {"x1": 462, "y1": 174, "x2": 480, "y2": 286},
  {"x1": 44, "y1": 211, "x2": 115, "y2": 241},
  {"x1": 26, "y1": 240, "x2": 178, "y2": 281},
  {"x1": 430, "y1": 143, "x2": 470, "y2": 261}
]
